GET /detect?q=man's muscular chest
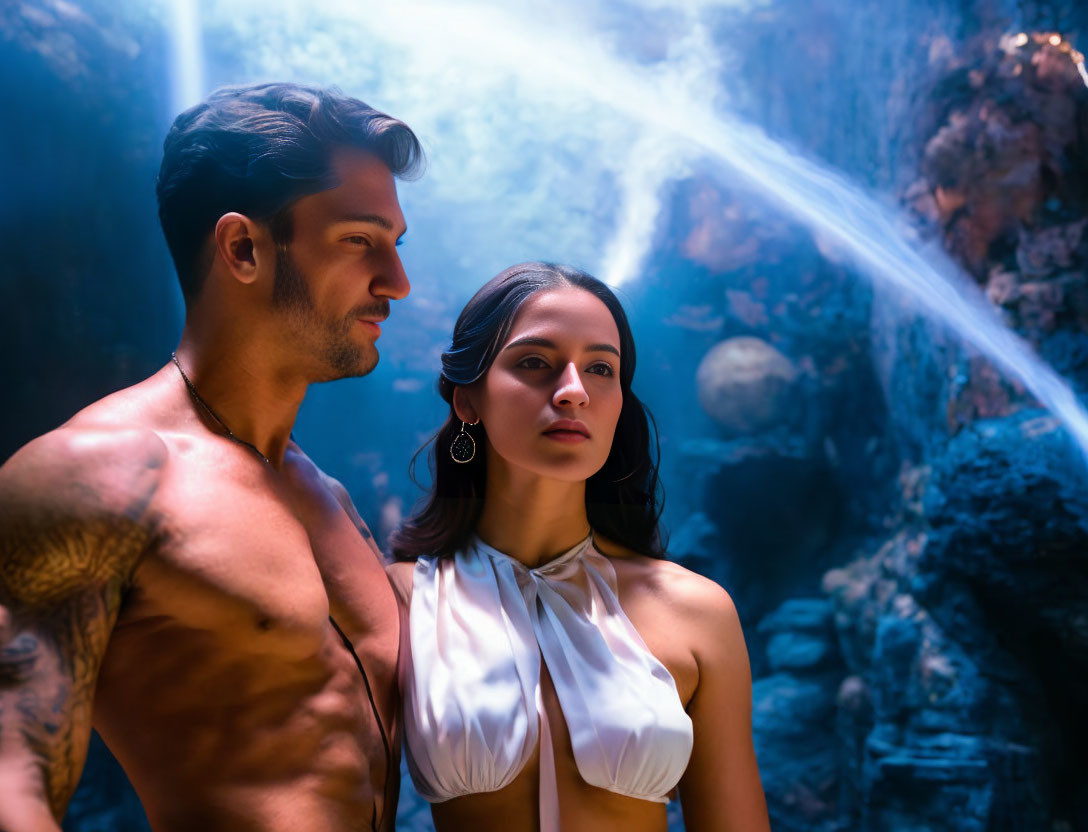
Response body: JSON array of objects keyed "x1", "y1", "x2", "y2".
[
  {"x1": 114, "y1": 443, "x2": 397, "y2": 667},
  {"x1": 91, "y1": 440, "x2": 400, "y2": 808}
]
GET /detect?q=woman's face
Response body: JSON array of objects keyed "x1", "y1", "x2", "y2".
[{"x1": 462, "y1": 286, "x2": 624, "y2": 483}]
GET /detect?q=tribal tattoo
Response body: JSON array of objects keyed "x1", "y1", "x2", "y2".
[{"x1": 0, "y1": 511, "x2": 149, "y2": 817}]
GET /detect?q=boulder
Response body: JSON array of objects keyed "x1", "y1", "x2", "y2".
[{"x1": 695, "y1": 337, "x2": 800, "y2": 436}]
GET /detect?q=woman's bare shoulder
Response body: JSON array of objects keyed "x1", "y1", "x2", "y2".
[
  {"x1": 386, "y1": 559, "x2": 417, "y2": 607},
  {"x1": 597, "y1": 538, "x2": 739, "y2": 629}
]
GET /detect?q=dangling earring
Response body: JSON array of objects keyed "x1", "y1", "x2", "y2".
[{"x1": 450, "y1": 420, "x2": 479, "y2": 463}]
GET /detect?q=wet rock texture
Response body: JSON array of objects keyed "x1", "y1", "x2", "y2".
[
  {"x1": 822, "y1": 416, "x2": 1088, "y2": 830},
  {"x1": 666, "y1": 4, "x2": 1088, "y2": 830},
  {"x1": 672, "y1": 18, "x2": 1088, "y2": 832},
  {"x1": 827, "y1": 27, "x2": 1088, "y2": 832},
  {"x1": 0, "y1": 0, "x2": 175, "y2": 455},
  {"x1": 884, "y1": 27, "x2": 1088, "y2": 459}
]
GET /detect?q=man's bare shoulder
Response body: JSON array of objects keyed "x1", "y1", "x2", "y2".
[
  {"x1": 1, "y1": 423, "x2": 168, "y2": 521},
  {"x1": 285, "y1": 443, "x2": 382, "y2": 553},
  {"x1": 0, "y1": 423, "x2": 169, "y2": 607}
]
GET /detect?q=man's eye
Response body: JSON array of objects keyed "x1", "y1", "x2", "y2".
[
  {"x1": 587, "y1": 363, "x2": 615, "y2": 377},
  {"x1": 517, "y1": 356, "x2": 549, "y2": 369},
  {"x1": 345, "y1": 236, "x2": 371, "y2": 246}
]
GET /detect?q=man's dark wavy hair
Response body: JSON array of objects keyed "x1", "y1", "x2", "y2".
[
  {"x1": 391, "y1": 262, "x2": 665, "y2": 562},
  {"x1": 156, "y1": 82, "x2": 424, "y2": 302}
]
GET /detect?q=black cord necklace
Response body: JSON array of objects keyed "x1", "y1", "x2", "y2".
[
  {"x1": 171, "y1": 351, "x2": 391, "y2": 831},
  {"x1": 328, "y1": 616, "x2": 393, "y2": 832},
  {"x1": 171, "y1": 352, "x2": 272, "y2": 466}
]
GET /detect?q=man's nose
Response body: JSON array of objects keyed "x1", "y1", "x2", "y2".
[
  {"x1": 553, "y1": 363, "x2": 589, "y2": 408},
  {"x1": 372, "y1": 248, "x2": 410, "y2": 301}
]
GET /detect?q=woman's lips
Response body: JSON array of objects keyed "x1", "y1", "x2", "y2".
[
  {"x1": 544, "y1": 430, "x2": 588, "y2": 443},
  {"x1": 543, "y1": 429, "x2": 589, "y2": 443},
  {"x1": 542, "y1": 419, "x2": 590, "y2": 443}
]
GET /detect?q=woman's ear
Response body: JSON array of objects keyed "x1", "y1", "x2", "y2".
[{"x1": 452, "y1": 386, "x2": 479, "y2": 425}]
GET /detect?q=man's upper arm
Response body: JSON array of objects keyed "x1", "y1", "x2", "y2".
[
  {"x1": 321, "y1": 472, "x2": 385, "y2": 562},
  {"x1": 0, "y1": 427, "x2": 164, "y2": 824}
]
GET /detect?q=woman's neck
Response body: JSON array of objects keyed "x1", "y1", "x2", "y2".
[{"x1": 475, "y1": 459, "x2": 591, "y2": 569}]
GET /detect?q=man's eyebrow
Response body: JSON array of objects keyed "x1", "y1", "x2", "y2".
[
  {"x1": 503, "y1": 336, "x2": 620, "y2": 357},
  {"x1": 334, "y1": 213, "x2": 406, "y2": 236}
]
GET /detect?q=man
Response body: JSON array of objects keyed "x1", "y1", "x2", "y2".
[{"x1": 0, "y1": 82, "x2": 422, "y2": 831}]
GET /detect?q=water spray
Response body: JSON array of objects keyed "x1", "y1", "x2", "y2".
[{"x1": 179, "y1": 1, "x2": 1088, "y2": 467}]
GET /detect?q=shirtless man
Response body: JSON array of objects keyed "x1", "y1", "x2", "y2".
[{"x1": 0, "y1": 82, "x2": 421, "y2": 831}]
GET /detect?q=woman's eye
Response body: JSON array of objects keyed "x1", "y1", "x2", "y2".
[
  {"x1": 587, "y1": 363, "x2": 615, "y2": 377},
  {"x1": 517, "y1": 356, "x2": 549, "y2": 369}
]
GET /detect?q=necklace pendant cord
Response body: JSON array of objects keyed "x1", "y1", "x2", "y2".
[
  {"x1": 171, "y1": 353, "x2": 272, "y2": 466},
  {"x1": 329, "y1": 614, "x2": 393, "y2": 832},
  {"x1": 172, "y1": 353, "x2": 388, "y2": 829}
]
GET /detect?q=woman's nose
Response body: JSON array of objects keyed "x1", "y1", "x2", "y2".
[{"x1": 553, "y1": 363, "x2": 589, "y2": 408}]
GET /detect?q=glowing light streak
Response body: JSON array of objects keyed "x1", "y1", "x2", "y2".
[
  {"x1": 181, "y1": 0, "x2": 1088, "y2": 465},
  {"x1": 168, "y1": 0, "x2": 204, "y2": 113},
  {"x1": 601, "y1": 134, "x2": 691, "y2": 287},
  {"x1": 368, "y1": 2, "x2": 1088, "y2": 464}
]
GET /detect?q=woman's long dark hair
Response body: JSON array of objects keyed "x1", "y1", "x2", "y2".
[{"x1": 390, "y1": 262, "x2": 664, "y2": 561}]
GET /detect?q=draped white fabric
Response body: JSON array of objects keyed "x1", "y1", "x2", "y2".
[{"x1": 403, "y1": 536, "x2": 694, "y2": 830}]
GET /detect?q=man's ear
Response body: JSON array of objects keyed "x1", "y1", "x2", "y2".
[
  {"x1": 213, "y1": 213, "x2": 265, "y2": 285},
  {"x1": 452, "y1": 385, "x2": 480, "y2": 425}
]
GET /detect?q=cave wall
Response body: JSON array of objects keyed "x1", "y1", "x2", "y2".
[{"x1": 672, "y1": 9, "x2": 1088, "y2": 830}]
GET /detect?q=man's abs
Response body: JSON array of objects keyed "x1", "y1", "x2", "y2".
[
  {"x1": 88, "y1": 439, "x2": 399, "y2": 831},
  {"x1": 93, "y1": 618, "x2": 390, "y2": 832}
]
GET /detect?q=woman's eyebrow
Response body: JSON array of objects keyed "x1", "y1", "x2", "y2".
[
  {"x1": 503, "y1": 336, "x2": 620, "y2": 357},
  {"x1": 586, "y1": 343, "x2": 621, "y2": 357},
  {"x1": 503, "y1": 336, "x2": 555, "y2": 352}
]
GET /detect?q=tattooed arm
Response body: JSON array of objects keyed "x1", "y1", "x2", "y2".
[{"x1": 0, "y1": 427, "x2": 164, "y2": 830}]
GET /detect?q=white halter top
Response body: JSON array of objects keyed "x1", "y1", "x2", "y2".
[{"x1": 402, "y1": 536, "x2": 693, "y2": 830}]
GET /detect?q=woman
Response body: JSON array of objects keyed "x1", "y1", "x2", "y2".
[{"x1": 388, "y1": 262, "x2": 770, "y2": 831}]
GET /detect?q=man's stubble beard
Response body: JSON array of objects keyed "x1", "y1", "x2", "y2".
[{"x1": 272, "y1": 245, "x2": 383, "y2": 381}]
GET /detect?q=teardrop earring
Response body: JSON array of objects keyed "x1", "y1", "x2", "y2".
[{"x1": 450, "y1": 420, "x2": 479, "y2": 463}]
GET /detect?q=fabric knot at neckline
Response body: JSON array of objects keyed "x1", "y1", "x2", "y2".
[
  {"x1": 404, "y1": 531, "x2": 696, "y2": 832},
  {"x1": 472, "y1": 533, "x2": 595, "y2": 575}
]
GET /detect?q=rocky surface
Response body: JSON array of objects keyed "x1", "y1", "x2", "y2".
[
  {"x1": 669, "y1": 9, "x2": 1088, "y2": 832},
  {"x1": 752, "y1": 599, "x2": 845, "y2": 830},
  {"x1": 880, "y1": 27, "x2": 1088, "y2": 459},
  {"x1": 821, "y1": 411, "x2": 1088, "y2": 830},
  {"x1": 0, "y1": 0, "x2": 175, "y2": 455}
]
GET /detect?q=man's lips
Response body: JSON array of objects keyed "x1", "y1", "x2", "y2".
[
  {"x1": 353, "y1": 302, "x2": 390, "y2": 339},
  {"x1": 355, "y1": 316, "x2": 386, "y2": 338}
]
